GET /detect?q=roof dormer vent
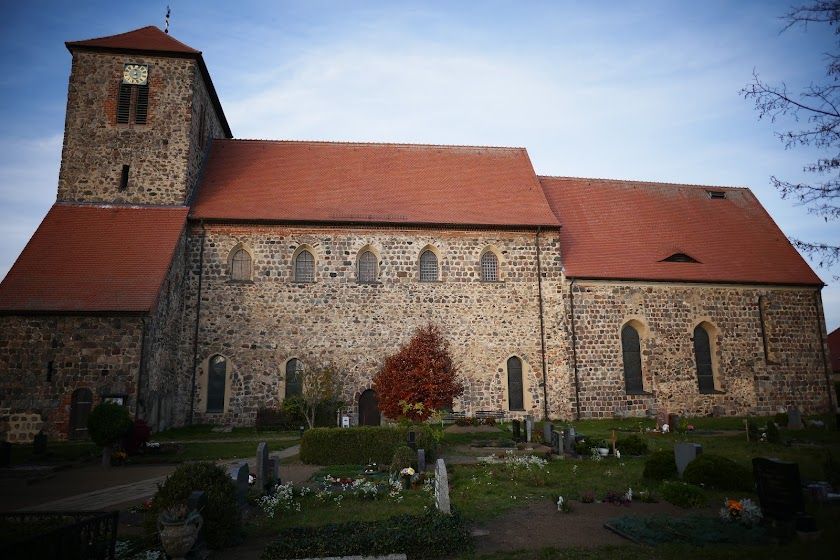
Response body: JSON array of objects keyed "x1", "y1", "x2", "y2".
[
  {"x1": 707, "y1": 190, "x2": 726, "y2": 200},
  {"x1": 661, "y1": 253, "x2": 699, "y2": 263}
]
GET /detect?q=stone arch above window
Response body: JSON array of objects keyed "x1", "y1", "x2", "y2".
[
  {"x1": 480, "y1": 248, "x2": 500, "y2": 282},
  {"x1": 357, "y1": 246, "x2": 379, "y2": 283},
  {"x1": 419, "y1": 246, "x2": 440, "y2": 282},
  {"x1": 692, "y1": 321, "x2": 721, "y2": 394},
  {"x1": 284, "y1": 358, "x2": 304, "y2": 399},
  {"x1": 293, "y1": 247, "x2": 316, "y2": 283},
  {"x1": 228, "y1": 244, "x2": 254, "y2": 282}
]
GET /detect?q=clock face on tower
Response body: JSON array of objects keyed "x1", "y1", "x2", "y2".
[{"x1": 122, "y1": 64, "x2": 149, "y2": 85}]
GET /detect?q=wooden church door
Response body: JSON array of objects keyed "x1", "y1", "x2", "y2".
[{"x1": 358, "y1": 389, "x2": 381, "y2": 426}]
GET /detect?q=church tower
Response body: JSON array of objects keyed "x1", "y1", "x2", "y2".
[{"x1": 59, "y1": 26, "x2": 231, "y2": 205}]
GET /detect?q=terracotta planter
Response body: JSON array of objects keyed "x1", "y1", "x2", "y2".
[{"x1": 158, "y1": 512, "x2": 203, "y2": 560}]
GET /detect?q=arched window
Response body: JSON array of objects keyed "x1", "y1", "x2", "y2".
[
  {"x1": 621, "y1": 324, "x2": 644, "y2": 393},
  {"x1": 207, "y1": 355, "x2": 227, "y2": 412},
  {"x1": 507, "y1": 356, "x2": 524, "y2": 411},
  {"x1": 295, "y1": 250, "x2": 315, "y2": 283},
  {"x1": 419, "y1": 250, "x2": 438, "y2": 282},
  {"x1": 230, "y1": 248, "x2": 252, "y2": 281},
  {"x1": 358, "y1": 250, "x2": 377, "y2": 283},
  {"x1": 481, "y1": 251, "x2": 499, "y2": 282},
  {"x1": 693, "y1": 324, "x2": 715, "y2": 394},
  {"x1": 285, "y1": 358, "x2": 304, "y2": 398}
]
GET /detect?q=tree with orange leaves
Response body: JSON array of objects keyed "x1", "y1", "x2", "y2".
[{"x1": 373, "y1": 323, "x2": 464, "y2": 422}]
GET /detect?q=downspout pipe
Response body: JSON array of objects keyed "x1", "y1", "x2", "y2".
[
  {"x1": 569, "y1": 278, "x2": 582, "y2": 420},
  {"x1": 188, "y1": 221, "x2": 207, "y2": 425},
  {"x1": 536, "y1": 227, "x2": 550, "y2": 420}
]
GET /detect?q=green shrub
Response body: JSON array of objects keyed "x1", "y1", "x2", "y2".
[
  {"x1": 615, "y1": 434, "x2": 648, "y2": 456},
  {"x1": 87, "y1": 402, "x2": 133, "y2": 448},
  {"x1": 682, "y1": 454, "x2": 753, "y2": 491},
  {"x1": 573, "y1": 440, "x2": 592, "y2": 455},
  {"x1": 747, "y1": 420, "x2": 760, "y2": 442},
  {"x1": 643, "y1": 450, "x2": 677, "y2": 480},
  {"x1": 766, "y1": 421, "x2": 781, "y2": 443},
  {"x1": 774, "y1": 412, "x2": 789, "y2": 427},
  {"x1": 661, "y1": 481, "x2": 707, "y2": 509},
  {"x1": 261, "y1": 509, "x2": 472, "y2": 560},
  {"x1": 146, "y1": 462, "x2": 241, "y2": 549},
  {"x1": 391, "y1": 445, "x2": 417, "y2": 472},
  {"x1": 300, "y1": 426, "x2": 435, "y2": 465}
]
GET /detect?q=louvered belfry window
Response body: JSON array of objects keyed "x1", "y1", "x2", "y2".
[
  {"x1": 419, "y1": 250, "x2": 438, "y2": 282},
  {"x1": 481, "y1": 251, "x2": 498, "y2": 282},
  {"x1": 116, "y1": 84, "x2": 150, "y2": 125},
  {"x1": 358, "y1": 250, "x2": 377, "y2": 283},
  {"x1": 295, "y1": 250, "x2": 315, "y2": 283}
]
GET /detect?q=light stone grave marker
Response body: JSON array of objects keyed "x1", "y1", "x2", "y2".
[
  {"x1": 563, "y1": 427, "x2": 576, "y2": 453},
  {"x1": 543, "y1": 422, "x2": 553, "y2": 445},
  {"x1": 525, "y1": 416, "x2": 533, "y2": 443},
  {"x1": 674, "y1": 442, "x2": 702, "y2": 478},
  {"x1": 787, "y1": 406, "x2": 804, "y2": 430},
  {"x1": 434, "y1": 458, "x2": 451, "y2": 514}
]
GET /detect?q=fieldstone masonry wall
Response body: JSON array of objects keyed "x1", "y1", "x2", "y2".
[
  {"x1": 184, "y1": 224, "x2": 567, "y2": 426},
  {"x1": 566, "y1": 280, "x2": 832, "y2": 418},
  {"x1": 0, "y1": 315, "x2": 144, "y2": 440}
]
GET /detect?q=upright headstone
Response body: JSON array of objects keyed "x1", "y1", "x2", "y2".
[
  {"x1": 668, "y1": 414, "x2": 681, "y2": 432},
  {"x1": 417, "y1": 448, "x2": 426, "y2": 472},
  {"x1": 752, "y1": 457, "x2": 804, "y2": 521},
  {"x1": 511, "y1": 420, "x2": 521, "y2": 442},
  {"x1": 550, "y1": 430, "x2": 562, "y2": 455},
  {"x1": 711, "y1": 405, "x2": 725, "y2": 417},
  {"x1": 256, "y1": 441, "x2": 269, "y2": 491},
  {"x1": 434, "y1": 458, "x2": 451, "y2": 514},
  {"x1": 407, "y1": 430, "x2": 417, "y2": 450},
  {"x1": 543, "y1": 422, "x2": 553, "y2": 444},
  {"x1": 563, "y1": 427, "x2": 576, "y2": 453},
  {"x1": 187, "y1": 491, "x2": 208, "y2": 558},
  {"x1": 656, "y1": 409, "x2": 669, "y2": 431},
  {"x1": 525, "y1": 417, "x2": 533, "y2": 443},
  {"x1": 269, "y1": 454, "x2": 282, "y2": 484},
  {"x1": 787, "y1": 406, "x2": 804, "y2": 430},
  {"x1": 674, "y1": 443, "x2": 703, "y2": 478},
  {"x1": 228, "y1": 462, "x2": 249, "y2": 506},
  {"x1": 33, "y1": 432, "x2": 47, "y2": 456}
]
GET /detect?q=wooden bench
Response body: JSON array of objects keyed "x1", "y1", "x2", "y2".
[
  {"x1": 475, "y1": 410, "x2": 506, "y2": 422},
  {"x1": 441, "y1": 411, "x2": 466, "y2": 424}
]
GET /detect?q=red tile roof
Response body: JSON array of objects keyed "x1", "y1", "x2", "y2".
[
  {"x1": 65, "y1": 26, "x2": 199, "y2": 54},
  {"x1": 539, "y1": 177, "x2": 822, "y2": 286},
  {"x1": 190, "y1": 140, "x2": 559, "y2": 228},
  {"x1": 829, "y1": 327, "x2": 840, "y2": 373},
  {"x1": 0, "y1": 204, "x2": 187, "y2": 313}
]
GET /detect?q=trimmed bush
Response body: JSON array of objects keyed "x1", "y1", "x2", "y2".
[
  {"x1": 643, "y1": 450, "x2": 677, "y2": 480},
  {"x1": 87, "y1": 402, "x2": 133, "y2": 448},
  {"x1": 682, "y1": 454, "x2": 753, "y2": 491},
  {"x1": 766, "y1": 421, "x2": 781, "y2": 443},
  {"x1": 300, "y1": 426, "x2": 434, "y2": 465},
  {"x1": 146, "y1": 462, "x2": 241, "y2": 549},
  {"x1": 661, "y1": 481, "x2": 707, "y2": 509},
  {"x1": 774, "y1": 412, "x2": 788, "y2": 427},
  {"x1": 261, "y1": 510, "x2": 472, "y2": 560},
  {"x1": 615, "y1": 434, "x2": 649, "y2": 456},
  {"x1": 391, "y1": 445, "x2": 417, "y2": 472}
]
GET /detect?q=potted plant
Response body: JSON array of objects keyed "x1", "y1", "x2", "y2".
[
  {"x1": 87, "y1": 402, "x2": 133, "y2": 468},
  {"x1": 593, "y1": 439, "x2": 609, "y2": 457},
  {"x1": 157, "y1": 503, "x2": 203, "y2": 560},
  {"x1": 400, "y1": 467, "x2": 415, "y2": 490}
]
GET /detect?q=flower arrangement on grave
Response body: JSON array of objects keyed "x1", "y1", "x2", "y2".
[
  {"x1": 363, "y1": 461, "x2": 378, "y2": 474},
  {"x1": 399, "y1": 467, "x2": 415, "y2": 489},
  {"x1": 110, "y1": 450, "x2": 127, "y2": 465},
  {"x1": 719, "y1": 498, "x2": 762, "y2": 526},
  {"x1": 555, "y1": 495, "x2": 572, "y2": 513}
]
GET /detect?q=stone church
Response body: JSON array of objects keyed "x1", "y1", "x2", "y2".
[{"x1": 0, "y1": 26, "x2": 835, "y2": 441}]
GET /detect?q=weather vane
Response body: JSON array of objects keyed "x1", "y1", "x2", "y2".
[{"x1": 164, "y1": 6, "x2": 171, "y2": 34}]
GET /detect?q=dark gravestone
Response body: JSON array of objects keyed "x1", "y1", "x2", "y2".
[
  {"x1": 33, "y1": 432, "x2": 47, "y2": 456},
  {"x1": 228, "y1": 462, "x2": 249, "y2": 506},
  {"x1": 0, "y1": 441, "x2": 10, "y2": 468},
  {"x1": 674, "y1": 443, "x2": 702, "y2": 478},
  {"x1": 417, "y1": 448, "x2": 426, "y2": 472},
  {"x1": 511, "y1": 420, "x2": 521, "y2": 442},
  {"x1": 187, "y1": 490, "x2": 209, "y2": 559},
  {"x1": 787, "y1": 406, "x2": 804, "y2": 430},
  {"x1": 550, "y1": 430, "x2": 562, "y2": 455},
  {"x1": 752, "y1": 457, "x2": 804, "y2": 521},
  {"x1": 407, "y1": 430, "x2": 416, "y2": 450},
  {"x1": 668, "y1": 414, "x2": 681, "y2": 432},
  {"x1": 656, "y1": 409, "x2": 669, "y2": 430},
  {"x1": 563, "y1": 427, "x2": 576, "y2": 453},
  {"x1": 543, "y1": 422, "x2": 553, "y2": 444}
]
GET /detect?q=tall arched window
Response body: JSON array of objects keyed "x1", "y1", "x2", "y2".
[
  {"x1": 693, "y1": 324, "x2": 716, "y2": 394},
  {"x1": 480, "y1": 251, "x2": 499, "y2": 282},
  {"x1": 207, "y1": 355, "x2": 227, "y2": 412},
  {"x1": 285, "y1": 358, "x2": 304, "y2": 398},
  {"x1": 621, "y1": 324, "x2": 644, "y2": 393},
  {"x1": 507, "y1": 356, "x2": 524, "y2": 411},
  {"x1": 419, "y1": 250, "x2": 438, "y2": 282},
  {"x1": 230, "y1": 248, "x2": 252, "y2": 281},
  {"x1": 358, "y1": 250, "x2": 377, "y2": 283},
  {"x1": 294, "y1": 250, "x2": 315, "y2": 283}
]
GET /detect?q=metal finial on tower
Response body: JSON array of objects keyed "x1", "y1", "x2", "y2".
[{"x1": 165, "y1": 6, "x2": 171, "y2": 34}]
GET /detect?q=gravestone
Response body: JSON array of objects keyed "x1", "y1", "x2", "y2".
[
  {"x1": 434, "y1": 458, "x2": 451, "y2": 514},
  {"x1": 563, "y1": 427, "x2": 576, "y2": 453},
  {"x1": 407, "y1": 430, "x2": 416, "y2": 450},
  {"x1": 551, "y1": 430, "x2": 562, "y2": 455},
  {"x1": 752, "y1": 457, "x2": 804, "y2": 521},
  {"x1": 268, "y1": 454, "x2": 281, "y2": 485},
  {"x1": 543, "y1": 422, "x2": 553, "y2": 444},
  {"x1": 187, "y1": 490, "x2": 209, "y2": 558},
  {"x1": 525, "y1": 416, "x2": 533, "y2": 443},
  {"x1": 711, "y1": 405, "x2": 726, "y2": 417},
  {"x1": 668, "y1": 414, "x2": 681, "y2": 432},
  {"x1": 511, "y1": 420, "x2": 521, "y2": 442},
  {"x1": 417, "y1": 448, "x2": 426, "y2": 472},
  {"x1": 228, "y1": 462, "x2": 249, "y2": 506},
  {"x1": 656, "y1": 409, "x2": 669, "y2": 430},
  {"x1": 256, "y1": 441, "x2": 270, "y2": 491},
  {"x1": 674, "y1": 443, "x2": 703, "y2": 478},
  {"x1": 787, "y1": 406, "x2": 804, "y2": 430},
  {"x1": 33, "y1": 432, "x2": 47, "y2": 455}
]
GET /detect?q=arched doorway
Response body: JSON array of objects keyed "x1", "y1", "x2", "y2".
[
  {"x1": 358, "y1": 389, "x2": 380, "y2": 426},
  {"x1": 69, "y1": 388, "x2": 93, "y2": 440}
]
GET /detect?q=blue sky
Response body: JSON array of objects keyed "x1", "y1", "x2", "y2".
[{"x1": 1, "y1": 1, "x2": 839, "y2": 330}]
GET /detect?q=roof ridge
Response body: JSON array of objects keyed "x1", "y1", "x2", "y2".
[
  {"x1": 538, "y1": 175, "x2": 750, "y2": 191},
  {"x1": 217, "y1": 138, "x2": 527, "y2": 151}
]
